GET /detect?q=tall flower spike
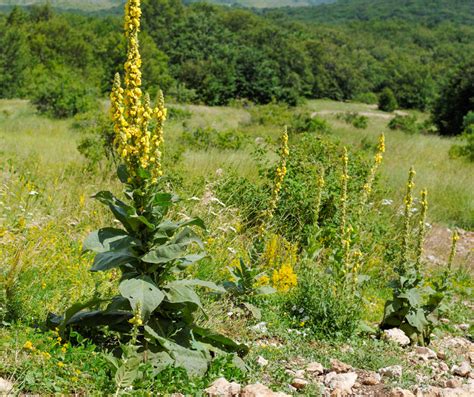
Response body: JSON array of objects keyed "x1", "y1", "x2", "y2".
[
  {"x1": 314, "y1": 167, "x2": 325, "y2": 224},
  {"x1": 112, "y1": 0, "x2": 167, "y2": 184},
  {"x1": 414, "y1": 189, "x2": 428, "y2": 271},
  {"x1": 359, "y1": 134, "x2": 385, "y2": 214},
  {"x1": 258, "y1": 127, "x2": 289, "y2": 236},
  {"x1": 447, "y1": 230, "x2": 459, "y2": 271},
  {"x1": 400, "y1": 167, "x2": 416, "y2": 274}
]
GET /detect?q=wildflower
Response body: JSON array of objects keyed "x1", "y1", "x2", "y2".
[
  {"x1": 110, "y1": 0, "x2": 166, "y2": 184},
  {"x1": 41, "y1": 351, "x2": 51, "y2": 360},
  {"x1": 23, "y1": 340, "x2": 34, "y2": 350},
  {"x1": 447, "y1": 230, "x2": 459, "y2": 271},
  {"x1": 57, "y1": 361, "x2": 65, "y2": 368},
  {"x1": 272, "y1": 263, "x2": 297, "y2": 293},
  {"x1": 255, "y1": 275, "x2": 270, "y2": 287},
  {"x1": 415, "y1": 189, "x2": 428, "y2": 270},
  {"x1": 359, "y1": 134, "x2": 385, "y2": 212},
  {"x1": 400, "y1": 167, "x2": 416, "y2": 273}
]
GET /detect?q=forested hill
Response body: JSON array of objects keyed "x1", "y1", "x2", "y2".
[
  {"x1": 0, "y1": 1, "x2": 124, "y2": 12},
  {"x1": 266, "y1": 0, "x2": 474, "y2": 25}
]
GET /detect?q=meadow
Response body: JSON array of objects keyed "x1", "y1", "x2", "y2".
[{"x1": 1, "y1": 94, "x2": 473, "y2": 395}]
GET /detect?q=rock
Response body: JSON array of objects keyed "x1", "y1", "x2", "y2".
[
  {"x1": 452, "y1": 362, "x2": 471, "y2": 377},
  {"x1": 440, "y1": 318, "x2": 450, "y2": 324},
  {"x1": 359, "y1": 371, "x2": 381, "y2": 385},
  {"x1": 437, "y1": 351, "x2": 447, "y2": 360},
  {"x1": 294, "y1": 369, "x2": 305, "y2": 378},
  {"x1": 257, "y1": 356, "x2": 269, "y2": 367},
  {"x1": 291, "y1": 378, "x2": 309, "y2": 390},
  {"x1": 330, "y1": 359, "x2": 352, "y2": 373},
  {"x1": 383, "y1": 328, "x2": 411, "y2": 346},
  {"x1": 389, "y1": 388, "x2": 415, "y2": 397},
  {"x1": 170, "y1": 394, "x2": 185, "y2": 397},
  {"x1": 379, "y1": 365, "x2": 403, "y2": 379},
  {"x1": 307, "y1": 362, "x2": 324, "y2": 375},
  {"x1": 0, "y1": 378, "x2": 13, "y2": 394},
  {"x1": 251, "y1": 322, "x2": 268, "y2": 334},
  {"x1": 416, "y1": 346, "x2": 438, "y2": 360},
  {"x1": 440, "y1": 362, "x2": 450, "y2": 372},
  {"x1": 446, "y1": 379, "x2": 462, "y2": 389},
  {"x1": 325, "y1": 372, "x2": 358, "y2": 393},
  {"x1": 241, "y1": 384, "x2": 291, "y2": 397},
  {"x1": 330, "y1": 388, "x2": 343, "y2": 397},
  {"x1": 205, "y1": 378, "x2": 241, "y2": 397},
  {"x1": 458, "y1": 324, "x2": 470, "y2": 331}
]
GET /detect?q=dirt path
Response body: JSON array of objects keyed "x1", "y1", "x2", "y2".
[{"x1": 312, "y1": 110, "x2": 409, "y2": 119}]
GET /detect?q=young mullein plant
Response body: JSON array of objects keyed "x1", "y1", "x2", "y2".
[
  {"x1": 49, "y1": 0, "x2": 247, "y2": 376},
  {"x1": 381, "y1": 170, "x2": 455, "y2": 345}
]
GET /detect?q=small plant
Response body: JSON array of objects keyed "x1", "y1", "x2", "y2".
[
  {"x1": 289, "y1": 112, "x2": 331, "y2": 134},
  {"x1": 49, "y1": 0, "x2": 247, "y2": 377},
  {"x1": 338, "y1": 112, "x2": 369, "y2": 129},
  {"x1": 449, "y1": 112, "x2": 474, "y2": 162},
  {"x1": 380, "y1": 168, "x2": 457, "y2": 345},
  {"x1": 388, "y1": 114, "x2": 420, "y2": 134},
  {"x1": 182, "y1": 127, "x2": 245, "y2": 150}
]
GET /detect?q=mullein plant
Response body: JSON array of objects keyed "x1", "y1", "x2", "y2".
[
  {"x1": 380, "y1": 168, "x2": 456, "y2": 345},
  {"x1": 48, "y1": 0, "x2": 247, "y2": 376}
]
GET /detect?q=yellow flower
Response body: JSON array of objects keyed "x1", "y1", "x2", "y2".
[
  {"x1": 23, "y1": 341, "x2": 34, "y2": 350},
  {"x1": 272, "y1": 263, "x2": 297, "y2": 293},
  {"x1": 57, "y1": 361, "x2": 65, "y2": 368}
]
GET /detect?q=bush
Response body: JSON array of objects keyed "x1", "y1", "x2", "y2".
[
  {"x1": 167, "y1": 106, "x2": 192, "y2": 121},
  {"x1": 449, "y1": 112, "x2": 474, "y2": 162},
  {"x1": 378, "y1": 88, "x2": 398, "y2": 112},
  {"x1": 352, "y1": 92, "x2": 378, "y2": 105},
  {"x1": 289, "y1": 267, "x2": 362, "y2": 340},
  {"x1": 289, "y1": 112, "x2": 331, "y2": 134},
  {"x1": 388, "y1": 114, "x2": 419, "y2": 134},
  {"x1": 432, "y1": 60, "x2": 474, "y2": 136},
  {"x1": 182, "y1": 127, "x2": 245, "y2": 150},
  {"x1": 338, "y1": 112, "x2": 369, "y2": 129},
  {"x1": 29, "y1": 65, "x2": 98, "y2": 118}
]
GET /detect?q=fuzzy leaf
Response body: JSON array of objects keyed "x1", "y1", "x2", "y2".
[
  {"x1": 83, "y1": 228, "x2": 141, "y2": 253},
  {"x1": 119, "y1": 277, "x2": 164, "y2": 320},
  {"x1": 91, "y1": 249, "x2": 137, "y2": 272}
]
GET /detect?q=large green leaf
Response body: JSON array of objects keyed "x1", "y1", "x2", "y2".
[
  {"x1": 91, "y1": 249, "x2": 138, "y2": 272},
  {"x1": 83, "y1": 228, "x2": 141, "y2": 253},
  {"x1": 192, "y1": 325, "x2": 249, "y2": 355},
  {"x1": 172, "y1": 279, "x2": 225, "y2": 293},
  {"x1": 119, "y1": 277, "x2": 164, "y2": 320},
  {"x1": 399, "y1": 288, "x2": 423, "y2": 307},
  {"x1": 144, "y1": 326, "x2": 209, "y2": 376},
  {"x1": 141, "y1": 243, "x2": 205, "y2": 266},
  {"x1": 172, "y1": 228, "x2": 204, "y2": 248},
  {"x1": 406, "y1": 308, "x2": 429, "y2": 333},
  {"x1": 163, "y1": 282, "x2": 203, "y2": 310}
]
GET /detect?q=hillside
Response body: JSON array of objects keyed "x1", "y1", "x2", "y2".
[
  {"x1": 0, "y1": 0, "x2": 123, "y2": 12},
  {"x1": 267, "y1": 0, "x2": 474, "y2": 25}
]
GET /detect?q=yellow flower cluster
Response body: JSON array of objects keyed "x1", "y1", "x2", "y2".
[
  {"x1": 259, "y1": 129, "x2": 289, "y2": 234},
  {"x1": 340, "y1": 147, "x2": 349, "y2": 238},
  {"x1": 111, "y1": 0, "x2": 166, "y2": 183},
  {"x1": 400, "y1": 167, "x2": 416, "y2": 271},
  {"x1": 262, "y1": 233, "x2": 298, "y2": 270},
  {"x1": 272, "y1": 263, "x2": 297, "y2": 293},
  {"x1": 447, "y1": 230, "x2": 459, "y2": 270}
]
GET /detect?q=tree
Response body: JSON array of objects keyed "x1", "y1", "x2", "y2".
[
  {"x1": 432, "y1": 61, "x2": 474, "y2": 136},
  {"x1": 378, "y1": 87, "x2": 398, "y2": 112}
]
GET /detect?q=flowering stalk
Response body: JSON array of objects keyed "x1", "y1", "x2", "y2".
[
  {"x1": 339, "y1": 147, "x2": 351, "y2": 274},
  {"x1": 414, "y1": 189, "x2": 428, "y2": 271},
  {"x1": 447, "y1": 230, "x2": 459, "y2": 271},
  {"x1": 314, "y1": 167, "x2": 325, "y2": 224},
  {"x1": 400, "y1": 167, "x2": 416, "y2": 274},
  {"x1": 110, "y1": 0, "x2": 167, "y2": 186},
  {"x1": 258, "y1": 128, "x2": 289, "y2": 236},
  {"x1": 359, "y1": 134, "x2": 385, "y2": 215}
]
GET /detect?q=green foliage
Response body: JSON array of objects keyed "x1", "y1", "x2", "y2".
[
  {"x1": 29, "y1": 65, "x2": 98, "y2": 118},
  {"x1": 182, "y1": 127, "x2": 245, "y2": 150},
  {"x1": 433, "y1": 60, "x2": 474, "y2": 136},
  {"x1": 288, "y1": 266, "x2": 362, "y2": 340},
  {"x1": 388, "y1": 114, "x2": 420, "y2": 135},
  {"x1": 378, "y1": 88, "x2": 398, "y2": 112},
  {"x1": 288, "y1": 112, "x2": 331, "y2": 134},
  {"x1": 352, "y1": 92, "x2": 378, "y2": 105},
  {"x1": 449, "y1": 112, "x2": 474, "y2": 162},
  {"x1": 338, "y1": 112, "x2": 369, "y2": 129}
]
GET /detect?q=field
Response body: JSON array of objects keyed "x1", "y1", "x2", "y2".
[{"x1": 1, "y1": 97, "x2": 473, "y2": 395}]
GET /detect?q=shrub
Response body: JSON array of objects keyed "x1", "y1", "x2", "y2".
[
  {"x1": 388, "y1": 114, "x2": 419, "y2": 134},
  {"x1": 449, "y1": 111, "x2": 474, "y2": 162},
  {"x1": 182, "y1": 127, "x2": 245, "y2": 150},
  {"x1": 378, "y1": 87, "x2": 398, "y2": 112},
  {"x1": 432, "y1": 60, "x2": 474, "y2": 136},
  {"x1": 167, "y1": 106, "x2": 192, "y2": 121},
  {"x1": 289, "y1": 267, "x2": 362, "y2": 340},
  {"x1": 338, "y1": 112, "x2": 369, "y2": 129},
  {"x1": 289, "y1": 112, "x2": 331, "y2": 135},
  {"x1": 352, "y1": 92, "x2": 378, "y2": 104},
  {"x1": 29, "y1": 65, "x2": 98, "y2": 118}
]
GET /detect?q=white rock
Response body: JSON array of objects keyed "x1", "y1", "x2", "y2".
[
  {"x1": 325, "y1": 372, "x2": 358, "y2": 393},
  {"x1": 379, "y1": 365, "x2": 403, "y2": 378},
  {"x1": 257, "y1": 356, "x2": 269, "y2": 367},
  {"x1": 383, "y1": 328, "x2": 411, "y2": 346},
  {"x1": 440, "y1": 362, "x2": 450, "y2": 372},
  {"x1": 416, "y1": 346, "x2": 438, "y2": 360},
  {"x1": 205, "y1": 378, "x2": 241, "y2": 397},
  {"x1": 389, "y1": 387, "x2": 415, "y2": 397},
  {"x1": 458, "y1": 324, "x2": 470, "y2": 331},
  {"x1": 251, "y1": 322, "x2": 268, "y2": 334},
  {"x1": 0, "y1": 378, "x2": 13, "y2": 394},
  {"x1": 291, "y1": 378, "x2": 309, "y2": 389},
  {"x1": 241, "y1": 383, "x2": 291, "y2": 397},
  {"x1": 306, "y1": 362, "x2": 324, "y2": 375},
  {"x1": 453, "y1": 361, "x2": 472, "y2": 377}
]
